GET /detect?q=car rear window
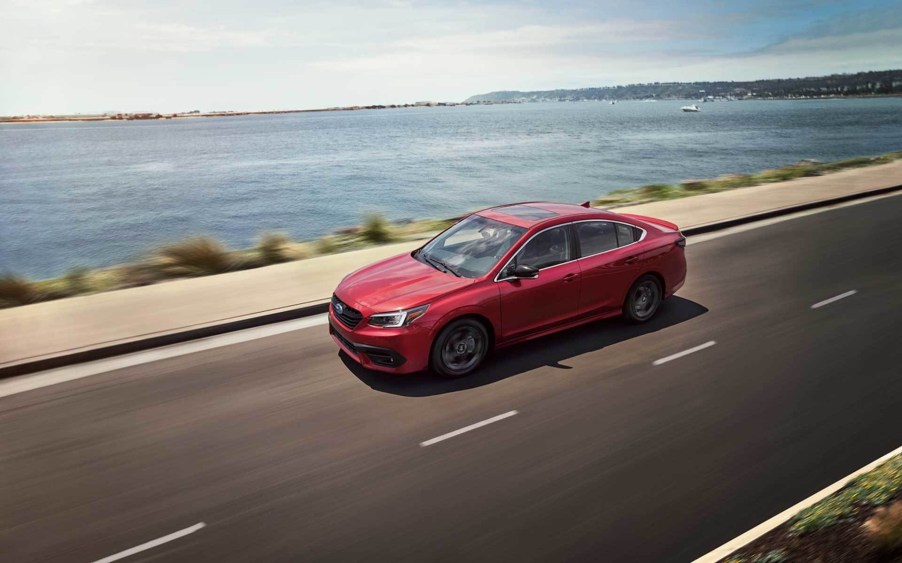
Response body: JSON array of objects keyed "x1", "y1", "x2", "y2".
[
  {"x1": 575, "y1": 221, "x2": 618, "y2": 256},
  {"x1": 615, "y1": 223, "x2": 642, "y2": 246}
]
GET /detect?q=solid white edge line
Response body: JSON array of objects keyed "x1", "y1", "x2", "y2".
[
  {"x1": 686, "y1": 191, "x2": 901, "y2": 246},
  {"x1": 652, "y1": 341, "x2": 716, "y2": 366},
  {"x1": 811, "y1": 289, "x2": 857, "y2": 309},
  {"x1": 0, "y1": 314, "x2": 328, "y2": 399},
  {"x1": 693, "y1": 444, "x2": 902, "y2": 563},
  {"x1": 92, "y1": 522, "x2": 206, "y2": 563},
  {"x1": 420, "y1": 410, "x2": 519, "y2": 447}
]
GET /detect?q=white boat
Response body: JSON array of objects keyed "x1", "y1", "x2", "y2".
[{"x1": 681, "y1": 104, "x2": 700, "y2": 112}]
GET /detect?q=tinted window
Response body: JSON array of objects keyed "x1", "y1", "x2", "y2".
[
  {"x1": 575, "y1": 221, "x2": 618, "y2": 256},
  {"x1": 516, "y1": 226, "x2": 571, "y2": 270},
  {"x1": 420, "y1": 215, "x2": 526, "y2": 278},
  {"x1": 615, "y1": 223, "x2": 641, "y2": 246}
]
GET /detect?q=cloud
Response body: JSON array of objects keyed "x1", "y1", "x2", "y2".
[
  {"x1": 1, "y1": 0, "x2": 900, "y2": 114},
  {"x1": 131, "y1": 24, "x2": 277, "y2": 52},
  {"x1": 311, "y1": 19, "x2": 679, "y2": 72}
]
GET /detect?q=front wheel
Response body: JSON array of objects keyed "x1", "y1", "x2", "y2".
[
  {"x1": 623, "y1": 275, "x2": 662, "y2": 323},
  {"x1": 431, "y1": 318, "x2": 489, "y2": 378}
]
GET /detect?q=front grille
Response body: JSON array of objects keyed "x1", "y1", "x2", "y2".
[
  {"x1": 330, "y1": 324, "x2": 357, "y2": 352},
  {"x1": 331, "y1": 294, "x2": 363, "y2": 329}
]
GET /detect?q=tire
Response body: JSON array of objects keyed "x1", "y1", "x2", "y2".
[
  {"x1": 623, "y1": 274, "x2": 662, "y2": 324},
  {"x1": 431, "y1": 318, "x2": 489, "y2": 378}
]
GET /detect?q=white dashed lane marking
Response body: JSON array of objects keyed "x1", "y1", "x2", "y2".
[
  {"x1": 420, "y1": 411, "x2": 519, "y2": 447},
  {"x1": 92, "y1": 523, "x2": 206, "y2": 563},
  {"x1": 811, "y1": 290, "x2": 857, "y2": 309},
  {"x1": 652, "y1": 341, "x2": 717, "y2": 366}
]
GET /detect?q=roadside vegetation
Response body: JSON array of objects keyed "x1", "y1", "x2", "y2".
[
  {"x1": 723, "y1": 453, "x2": 902, "y2": 562},
  {"x1": 1, "y1": 150, "x2": 899, "y2": 310},
  {"x1": 0, "y1": 214, "x2": 457, "y2": 309},
  {"x1": 594, "y1": 151, "x2": 902, "y2": 207}
]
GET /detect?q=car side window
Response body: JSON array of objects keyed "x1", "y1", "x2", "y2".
[
  {"x1": 516, "y1": 226, "x2": 571, "y2": 270},
  {"x1": 615, "y1": 223, "x2": 641, "y2": 246},
  {"x1": 575, "y1": 221, "x2": 618, "y2": 256}
]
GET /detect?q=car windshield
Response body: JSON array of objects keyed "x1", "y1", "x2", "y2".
[{"x1": 418, "y1": 215, "x2": 526, "y2": 278}]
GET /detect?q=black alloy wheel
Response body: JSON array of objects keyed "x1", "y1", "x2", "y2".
[
  {"x1": 431, "y1": 318, "x2": 489, "y2": 378},
  {"x1": 623, "y1": 274, "x2": 662, "y2": 323}
]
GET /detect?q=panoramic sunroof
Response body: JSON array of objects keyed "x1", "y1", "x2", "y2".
[{"x1": 495, "y1": 204, "x2": 558, "y2": 220}]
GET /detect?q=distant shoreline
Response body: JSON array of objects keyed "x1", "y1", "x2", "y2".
[
  {"x1": 3, "y1": 94, "x2": 900, "y2": 124},
  {"x1": 0, "y1": 101, "x2": 511, "y2": 124}
]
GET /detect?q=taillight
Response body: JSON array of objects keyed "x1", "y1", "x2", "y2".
[{"x1": 675, "y1": 236, "x2": 686, "y2": 247}]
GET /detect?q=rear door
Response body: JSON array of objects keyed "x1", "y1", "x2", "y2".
[
  {"x1": 497, "y1": 225, "x2": 581, "y2": 340},
  {"x1": 574, "y1": 220, "x2": 645, "y2": 316}
]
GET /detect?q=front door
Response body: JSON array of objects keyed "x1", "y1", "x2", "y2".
[{"x1": 498, "y1": 225, "x2": 581, "y2": 339}]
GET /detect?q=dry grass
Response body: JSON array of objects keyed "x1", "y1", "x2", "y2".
[
  {"x1": 154, "y1": 236, "x2": 235, "y2": 276},
  {"x1": 863, "y1": 499, "x2": 902, "y2": 554},
  {"x1": 64, "y1": 267, "x2": 91, "y2": 294},
  {"x1": 361, "y1": 213, "x2": 393, "y2": 243},
  {"x1": 258, "y1": 232, "x2": 293, "y2": 264},
  {"x1": 0, "y1": 275, "x2": 39, "y2": 307}
]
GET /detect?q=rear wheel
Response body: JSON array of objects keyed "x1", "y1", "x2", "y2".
[
  {"x1": 623, "y1": 275, "x2": 662, "y2": 323},
  {"x1": 431, "y1": 318, "x2": 489, "y2": 378}
]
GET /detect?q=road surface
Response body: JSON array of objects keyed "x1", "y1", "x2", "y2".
[{"x1": 2, "y1": 196, "x2": 901, "y2": 562}]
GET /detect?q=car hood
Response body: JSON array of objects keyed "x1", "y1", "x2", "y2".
[{"x1": 337, "y1": 252, "x2": 473, "y2": 311}]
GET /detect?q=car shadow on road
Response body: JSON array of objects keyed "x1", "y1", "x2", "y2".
[{"x1": 342, "y1": 296, "x2": 708, "y2": 397}]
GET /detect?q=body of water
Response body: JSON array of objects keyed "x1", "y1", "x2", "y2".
[{"x1": 2, "y1": 97, "x2": 902, "y2": 278}]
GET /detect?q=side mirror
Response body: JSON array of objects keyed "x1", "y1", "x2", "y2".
[{"x1": 512, "y1": 264, "x2": 539, "y2": 278}]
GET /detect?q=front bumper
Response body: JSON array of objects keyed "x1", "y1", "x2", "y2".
[
  {"x1": 328, "y1": 308, "x2": 432, "y2": 374},
  {"x1": 329, "y1": 321, "x2": 407, "y2": 369}
]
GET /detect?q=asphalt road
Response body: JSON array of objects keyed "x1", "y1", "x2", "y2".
[{"x1": 2, "y1": 196, "x2": 901, "y2": 563}]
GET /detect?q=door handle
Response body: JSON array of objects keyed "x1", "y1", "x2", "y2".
[
  {"x1": 624, "y1": 256, "x2": 640, "y2": 265},
  {"x1": 563, "y1": 273, "x2": 579, "y2": 282}
]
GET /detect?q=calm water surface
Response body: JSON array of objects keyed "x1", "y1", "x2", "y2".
[{"x1": 2, "y1": 98, "x2": 902, "y2": 278}]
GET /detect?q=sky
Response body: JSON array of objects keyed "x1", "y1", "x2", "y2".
[{"x1": 1, "y1": 0, "x2": 901, "y2": 115}]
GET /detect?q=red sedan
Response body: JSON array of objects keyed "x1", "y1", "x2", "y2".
[{"x1": 329, "y1": 202, "x2": 687, "y2": 377}]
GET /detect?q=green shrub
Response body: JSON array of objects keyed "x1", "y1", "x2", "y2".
[
  {"x1": 361, "y1": 213, "x2": 392, "y2": 243},
  {"x1": 155, "y1": 237, "x2": 234, "y2": 276},
  {"x1": 713, "y1": 174, "x2": 757, "y2": 189},
  {"x1": 593, "y1": 196, "x2": 631, "y2": 206},
  {"x1": 819, "y1": 156, "x2": 876, "y2": 172},
  {"x1": 680, "y1": 179, "x2": 713, "y2": 191},
  {"x1": 637, "y1": 183, "x2": 684, "y2": 199},
  {"x1": 258, "y1": 232, "x2": 292, "y2": 264},
  {"x1": 752, "y1": 550, "x2": 787, "y2": 563},
  {"x1": 791, "y1": 455, "x2": 902, "y2": 534},
  {"x1": 755, "y1": 165, "x2": 818, "y2": 183},
  {"x1": 0, "y1": 274, "x2": 39, "y2": 307},
  {"x1": 65, "y1": 266, "x2": 91, "y2": 294}
]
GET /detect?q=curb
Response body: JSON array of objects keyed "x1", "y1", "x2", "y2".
[
  {"x1": 0, "y1": 301, "x2": 329, "y2": 378},
  {"x1": 680, "y1": 183, "x2": 902, "y2": 236},
  {"x1": 2, "y1": 184, "x2": 900, "y2": 379},
  {"x1": 693, "y1": 444, "x2": 902, "y2": 562}
]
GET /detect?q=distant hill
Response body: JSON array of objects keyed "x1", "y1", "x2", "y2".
[{"x1": 464, "y1": 69, "x2": 902, "y2": 103}]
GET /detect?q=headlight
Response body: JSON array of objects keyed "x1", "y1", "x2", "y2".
[{"x1": 368, "y1": 305, "x2": 429, "y2": 328}]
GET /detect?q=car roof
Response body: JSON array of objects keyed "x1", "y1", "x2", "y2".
[{"x1": 476, "y1": 201, "x2": 624, "y2": 229}]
